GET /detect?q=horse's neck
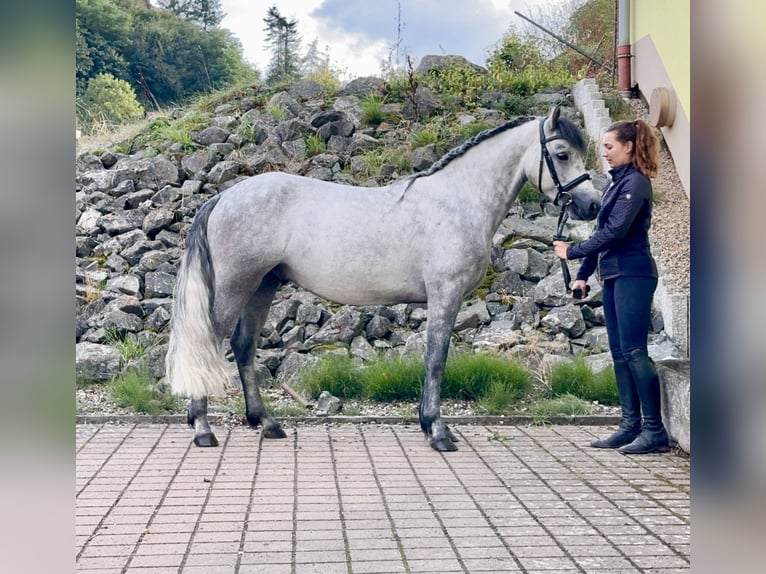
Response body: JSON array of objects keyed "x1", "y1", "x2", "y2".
[{"x1": 429, "y1": 126, "x2": 533, "y2": 233}]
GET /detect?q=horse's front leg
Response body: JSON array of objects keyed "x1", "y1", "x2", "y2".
[
  {"x1": 188, "y1": 397, "x2": 218, "y2": 447},
  {"x1": 230, "y1": 274, "x2": 286, "y2": 440},
  {"x1": 420, "y1": 290, "x2": 462, "y2": 452}
]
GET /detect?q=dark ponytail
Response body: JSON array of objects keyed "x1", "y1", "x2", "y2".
[{"x1": 606, "y1": 119, "x2": 660, "y2": 178}]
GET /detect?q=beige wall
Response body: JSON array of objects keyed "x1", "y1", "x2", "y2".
[{"x1": 630, "y1": 1, "x2": 690, "y2": 199}]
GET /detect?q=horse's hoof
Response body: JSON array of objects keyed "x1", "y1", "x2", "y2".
[
  {"x1": 193, "y1": 433, "x2": 219, "y2": 447},
  {"x1": 446, "y1": 427, "x2": 459, "y2": 443},
  {"x1": 262, "y1": 425, "x2": 287, "y2": 439},
  {"x1": 430, "y1": 437, "x2": 458, "y2": 452}
]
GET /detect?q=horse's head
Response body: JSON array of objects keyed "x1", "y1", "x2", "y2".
[{"x1": 527, "y1": 105, "x2": 600, "y2": 221}]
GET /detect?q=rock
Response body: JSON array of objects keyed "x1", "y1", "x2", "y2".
[
  {"x1": 313, "y1": 390, "x2": 342, "y2": 416},
  {"x1": 415, "y1": 55, "x2": 486, "y2": 75},
  {"x1": 194, "y1": 126, "x2": 230, "y2": 146},
  {"x1": 76, "y1": 342, "x2": 122, "y2": 382}
]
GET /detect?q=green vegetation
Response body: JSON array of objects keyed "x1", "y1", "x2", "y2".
[
  {"x1": 547, "y1": 357, "x2": 618, "y2": 404},
  {"x1": 410, "y1": 128, "x2": 439, "y2": 149},
  {"x1": 602, "y1": 89, "x2": 631, "y2": 121},
  {"x1": 81, "y1": 73, "x2": 144, "y2": 126},
  {"x1": 443, "y1": 352, "x2": 531, "y2": 400},
  {"x1": 517, "y1": 182, "x2": 543, "y2": 203},
  {"x1": 297, "y1": 354, "x2": 363, "y2": 399},
  {"x1": 268, "y1": 104, "x2": 288, "y2": 122},
  {"x1": 469, "y1": 265, "x2": 500, "y2": 300},
  {"x1": 103, "y1": 328, "x2": 145, "y2": 367},
  {"x1": 362, "y1": 147, "x2": 411, "y2": 178},
  {"x1": 305, "y1": 133, "x2": 327, "y2": 157},
  {"x1": 132, "y1": 113, "x2": 209, "y2": 150},
  {"x1": 109, "y1": 368, "x2": 180, "y2": 414},
  {"x1": 76, "y1": 0, "x2": 257, "y2": 127},
  {"x1": 360, "y1": 95, "x2": 387, "y2": 126},
  {"x1": 364, "y1": 356, "x2": 424, "y2": 402},
  {"x1": 530, "y1": 394, "x2": 597, "y2": 423},
  {"x1": 291, "y1": 351, "x2": 615, "y2": 418}
]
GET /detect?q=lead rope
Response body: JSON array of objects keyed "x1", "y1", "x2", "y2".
[{"x1": 553, "y1": 195, "x2": 573, "y2": 293}]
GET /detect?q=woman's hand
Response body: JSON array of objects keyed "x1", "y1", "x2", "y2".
[
  {"x1": 553, "y1": 240, "x2": 569, "y2": 260},
  {"x1": 572, "y1": 279, "x2": 588, "y2": 299}
]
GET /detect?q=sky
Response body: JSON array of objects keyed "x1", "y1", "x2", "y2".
[{"x1": 219, "y1": 0, "x2": 556, "y2": 81}]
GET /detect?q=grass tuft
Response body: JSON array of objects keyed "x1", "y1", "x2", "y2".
[
  {"x1": 295, "y1": 354, "x2": 362, "y2": 399},
  {"x1": 443, "y1": 352, "x2": 531, "y2": 400},
  {"x1": 547, "y1": 357, "x2": 618, "y2": 405},
  {"x1": 109, "y1": 369, "x2": 180, "y2": 414},
  {"x1": 361, "y1": 95, "x2": 387, "y2": 126},
  {"x1": 364, "y1": 356, "x2": 424, "y2": 402},
  {"x1": 305, "y1": 133, "x2": 327, "y2": 157},
  {"x1": 530, "y1": 393, "x2": 596, "y2": 423}
]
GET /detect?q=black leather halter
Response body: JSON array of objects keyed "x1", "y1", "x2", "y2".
[
  {"x1": 538, "y1": 115, "x2": 592, "y2": 293},
  {"x1": 537, "y1": 116, "x2": 592, "y2": 207}
]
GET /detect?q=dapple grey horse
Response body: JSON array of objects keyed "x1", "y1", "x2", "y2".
[{"x1": 165, "y1": 105, "x2": 600, "y2": 451}]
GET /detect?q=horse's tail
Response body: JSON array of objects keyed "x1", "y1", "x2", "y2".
[{"x1": 165, "y1": 194, "x2": 230, "y2": 399}]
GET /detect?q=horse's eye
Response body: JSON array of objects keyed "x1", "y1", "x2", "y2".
[{"x1": 556, "y1": 152, "x2": 569, "y2": 161}]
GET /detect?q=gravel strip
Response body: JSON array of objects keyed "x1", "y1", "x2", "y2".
[
  {"x1": 630, "y1": 99, "x2": 691, "y2": 294},
  {"x1": 77, "y1": 383, "x2": 621, "y2": 422}
]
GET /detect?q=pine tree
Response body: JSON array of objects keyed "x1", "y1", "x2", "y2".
[
  {"x1": 302, "y1": 38, "x2": 323, "y2": 76},
  {"x1": 157, "y1": 0, "x2": 224, "y2": 30},
  {"x1": 263, "y1": 5, "x2": 302, "y2": 84}
]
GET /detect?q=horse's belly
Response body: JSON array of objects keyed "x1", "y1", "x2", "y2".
[{"x1": 277, "y1": 261, "x2": 427, "y2": 306}]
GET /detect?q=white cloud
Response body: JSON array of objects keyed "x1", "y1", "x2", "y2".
[{"x1": 219, "y1": 0, "x2": 557, "y2": 81}]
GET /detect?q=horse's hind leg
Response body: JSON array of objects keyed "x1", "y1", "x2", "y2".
[
  {"x1": 188, "y1": 397, "x2": 218, "y2": 447},
  {"x1": 230, "y1": 272, "x2": 286, "y2": 439}
]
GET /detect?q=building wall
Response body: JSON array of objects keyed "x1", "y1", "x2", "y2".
[{"x1": 630, "y1": 0, "x2": 690, "y2": 198}]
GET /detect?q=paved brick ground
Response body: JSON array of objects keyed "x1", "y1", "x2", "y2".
[{"x1": 76, "y1": 422, "x2": 690, "y2": 573}]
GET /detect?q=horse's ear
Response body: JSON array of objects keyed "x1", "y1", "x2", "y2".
[{"x1": 549, "y1": 104, "x2": 561, "y2": 129}]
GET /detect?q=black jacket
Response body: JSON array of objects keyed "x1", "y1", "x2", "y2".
[{"x1": 567, "y1": 162, "x2": 657, "y2": 281}]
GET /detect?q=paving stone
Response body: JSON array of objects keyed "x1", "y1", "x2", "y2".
[{"x1": 77, "y1": 422, "x2": 690, "y2": 573}]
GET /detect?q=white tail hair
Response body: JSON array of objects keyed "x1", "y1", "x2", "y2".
[{"x1": 165, "y1": 196, "x2": 230, "y2": 398}]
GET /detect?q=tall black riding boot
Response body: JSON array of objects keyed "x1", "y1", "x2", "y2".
[
  {"x1": 619, "y1": 349, "x2": 670, "y2": 454},
  {"x1": 591, "y1": 358, "x2": 641, "y2": 448}
]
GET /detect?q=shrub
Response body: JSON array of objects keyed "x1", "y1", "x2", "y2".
[
  {"x1": 453, "y1": 121, "x2": 493, "y2": 140},
  {"x1": 420, "y1": 64, "x2": 486, "y2": 106},
  {"x1": 589, "y1": 367, "x2": 619, "y2": 405},
  {"x1": 82, "y1": 73, "x2": 144, "y2": 125},
  {"x1": 500, "y1": 93, "x2": 533, "y2": 116},
  {"x1": 305, "y1": 68, "x2": 340, "y2": 94}
]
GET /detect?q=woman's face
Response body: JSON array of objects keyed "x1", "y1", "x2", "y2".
[{"x1": 602, "y1": 131, "x2": 633, "y2": 169}]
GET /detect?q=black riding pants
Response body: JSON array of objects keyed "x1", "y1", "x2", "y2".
[{"x1": 602, "y1": 275, "x2": 657, "y2": 361}]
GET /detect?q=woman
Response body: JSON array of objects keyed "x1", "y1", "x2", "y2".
[{"x1": 554, "y1": 119, "x2": 670, "y2": 454}]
